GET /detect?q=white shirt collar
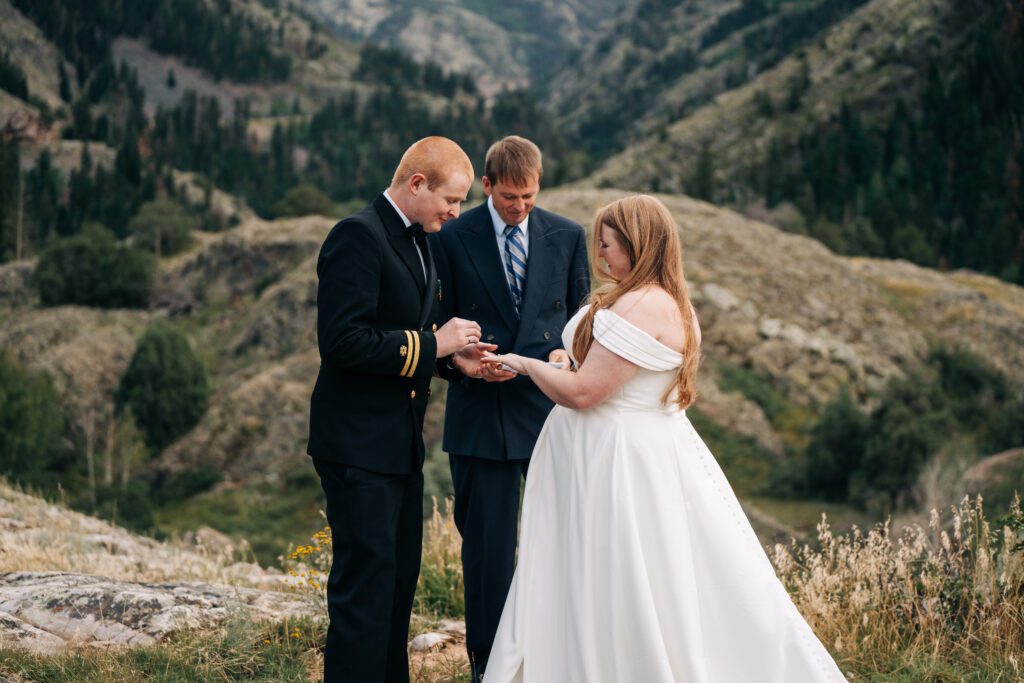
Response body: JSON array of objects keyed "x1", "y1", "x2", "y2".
[
  {"x1": 383, "y1": 189, "x2": 413, "y2": 228},
  {"x1": 488, "y1": 195, "x2": 529, "y2": 238}
]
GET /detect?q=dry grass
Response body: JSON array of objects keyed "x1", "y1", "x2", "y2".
[
  {"x1": 7, "y1": 479, "x2": 1022, "y2": 680},
  {"x1": 773, "y1": 496, "x2": 1024, "y2": 679},
  {"x1": 0, "y1": 480, "x2": 282, "y2": 589}
]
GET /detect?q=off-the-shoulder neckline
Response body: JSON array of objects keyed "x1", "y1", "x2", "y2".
[{"x1": 593, "y1": 307, "x2": 685, "y2": 360}]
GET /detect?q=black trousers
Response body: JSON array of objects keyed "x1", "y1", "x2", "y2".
[
  {"x1": 313, "y1": 458, "x2": 424, "y2": 683},
  {"x1": 449, "y1": 454, "x2": 529, "y2": 677}
]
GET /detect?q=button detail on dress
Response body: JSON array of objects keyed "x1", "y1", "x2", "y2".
[{"x1": 410, "y1": 390, "x2": 417, "y2": 399}]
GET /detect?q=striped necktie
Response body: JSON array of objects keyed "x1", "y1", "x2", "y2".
[{"x1": 503, "y1": 224, "x2": 527, "y2": 313}]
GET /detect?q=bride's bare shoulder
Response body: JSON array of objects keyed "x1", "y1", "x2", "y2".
[{"x1": 608, "y1": 287, "x2": 683, "y2": 338}]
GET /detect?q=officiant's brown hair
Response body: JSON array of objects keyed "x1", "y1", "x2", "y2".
[
  {"x1": 483, "y1": 136, "x2": 543, "y2": 186},
  {"x1": 572, "y1": 195, "x2": 701, "y2": 409}
]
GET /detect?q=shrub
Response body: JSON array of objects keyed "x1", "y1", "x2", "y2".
[
  {"x1": 35, "y1": 223, "x2": 154, "y2": 308},
  {"x1": 115, "y1": 323, "x2": 209, "y2": 451},
  {"x1": 0, "y1": 352, "x2": 64, "y2": 486},
  {"x1": 128, "y1": 199, "x2": 194, "y2": 257},
  {"x1": 805, "y1": 347, "x2": 1021, "y2": 508},
  {"x1": 271, "y1": 184, "x2": 333, "y2": 218},
  {"x1": 803, "y1": 390, "x2": 869, "y2": 500},
  {"x1": 154, "y1": 464, "x2": 223, "y2": 504}
]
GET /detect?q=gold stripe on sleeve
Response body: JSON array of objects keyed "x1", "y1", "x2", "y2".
[
  {"x1": 400, "y1": 330, "x2": 415, "y2": 377},
  {"x1": 408, "y1": 331, "x2": 421, "y2": 378}
]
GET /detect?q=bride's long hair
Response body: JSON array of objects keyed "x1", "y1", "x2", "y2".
[{"x1": 571, "y1": 195, "x2": 701, "y2": 409}]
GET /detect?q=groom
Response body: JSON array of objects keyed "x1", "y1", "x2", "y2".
[
  {"x1": 430, "y1": 135, "x2": 590, "y2": 681},
  {"x1": 308, "y1": 136, "x2": 493, "y2": 683}
]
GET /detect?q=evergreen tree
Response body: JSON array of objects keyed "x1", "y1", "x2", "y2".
[
  {"x1": 34, "y1": 223, "x2": 154, "y2": 308},
  {"x1": 804, "y1": 391, "x2": 869, "y2": 500},
  {"x1": 690, "y1": 142, "x2": 716, "y2": 201},
  {"x1": 128, "y1": 198, "x2": 194, "y2": 258},
  {"x1": 0, "y1": 352, "x2": 65, "y2": 487},
  {"x1": 115, "y1": 323, "x2": 209, "y2": 452}
]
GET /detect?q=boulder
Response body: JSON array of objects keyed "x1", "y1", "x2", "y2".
[{"x1": 0, "y1": 572, "x2": 315, "y2": 653}]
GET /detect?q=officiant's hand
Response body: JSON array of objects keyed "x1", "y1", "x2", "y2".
[{"x1": 453, "y1": 342, "x2": 516, "y2": 381}]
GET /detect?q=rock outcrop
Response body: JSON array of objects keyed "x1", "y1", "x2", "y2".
[{"x1": 0, "y1": 572, "x2": 313, "y2": 654}]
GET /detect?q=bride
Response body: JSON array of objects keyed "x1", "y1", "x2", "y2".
[{"x1": 481, "y1": 195, "x2": 846, "y2": 682}]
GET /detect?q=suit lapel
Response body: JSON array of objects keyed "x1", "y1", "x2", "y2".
[
  {"x1": 457, "y1": 208, "x2": 519, "y2": 332},
  {"x1": 513, "y1": 213, "x2": 553, "y2": 349},
  {"x1": 375, "y1": 194, "x2": 426, "y2": 297}
]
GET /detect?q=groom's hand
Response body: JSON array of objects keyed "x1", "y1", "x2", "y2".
[
  {"x1": 454, "y1": 343, "x2": 516, "y2": 381},
  {"x1": 435, "y1": 317, "x2": 483, "y2": 357}
]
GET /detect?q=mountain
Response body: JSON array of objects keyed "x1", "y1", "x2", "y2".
[
  {"x1": 552, "y1": 0, "x2": 1023, "y2": 283},
  {"x1": 2, "y1": 187, "x2": 1021, "y2": 560},
  {"x1": 294, "y1": 0, "x2": 627, "y2": 96}
]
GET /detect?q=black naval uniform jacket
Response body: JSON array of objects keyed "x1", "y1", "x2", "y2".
[{"x1": 307, "y1": 193, "x2": 448, "y2": 475}]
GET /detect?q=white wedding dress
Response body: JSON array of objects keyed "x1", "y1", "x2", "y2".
[{"x1": 483, "y1": 306, "x2": 846, "y2": 682}]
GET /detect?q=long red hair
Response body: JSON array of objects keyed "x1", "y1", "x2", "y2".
[{"x1": 572, "y1": 195, "x2": 701, "y2": 409}]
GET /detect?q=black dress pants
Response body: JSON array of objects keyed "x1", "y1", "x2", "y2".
[
  {"x1": 313, "y1": 458, "x2": 424, "y2": 683},
  {"x1": 449, "y1": 454, "x2": 529, "y2": 679}
]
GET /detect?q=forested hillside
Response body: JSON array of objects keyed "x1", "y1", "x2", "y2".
[
  {"x1": 0, "y1": 0, "x2": 564, "y2": 263},
  {"x1": 579, "y1": 0, "x2": 1024, "y2": 283},
  {"x1": 0, "y1": 0, "x2": 1021, "y2": 567},
  {"x1": 297, "y1": 0, "x2": 627, "y2": 94}
]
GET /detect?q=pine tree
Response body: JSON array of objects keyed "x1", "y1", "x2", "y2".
[{"x1": 115, "y1": 323, "x2": 209, "y2": 452}]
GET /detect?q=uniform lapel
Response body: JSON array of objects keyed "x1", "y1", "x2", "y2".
[
  {"x1": 375, "y1": 194, "x2": 426, "y2": 297},
  {"x1": 457, "y1": 207, "x2": 519, "y2": 332},
  {"x1": 513, "y1": 212, "x2": 553, "y2": 349},
  {"x1": 417, "y1": 236, "x2": 438, "y2": 330}
]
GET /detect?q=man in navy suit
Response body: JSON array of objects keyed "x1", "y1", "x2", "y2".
[{"x1": 429, "y1": 136, "x2": 590, "y2": 681}]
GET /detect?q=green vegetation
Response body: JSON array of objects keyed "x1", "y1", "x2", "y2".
[
  {"x1": 0, "y1": 50, "x2": 28, "y2": 100},
  {"x1": 0, "y1": 353, "x2": 65, "y2": 488},
  {"x1": 271, "y1": 184, "x2": 334, "y2": 219},
  {"x1": 802, "y1": 347, "x2": 1024, "y2": 509},
  {"x1": 128, "y1": 199, "x2": 195, "y2": 258},
  {"x1": 115, "y1": 323, "x2": 209, "y2": 452},
  {"x1": 13, "y1": 0, "x2": 291, "y2": 85},
  {"x1": 155, "y1": 468, "x2": 324, "y2": 566},
  {"x1": 757, "y1": 0, "x2": 1024, "y2": 283},
  {"x1": 34, "y1": 224, "x2": 154, "y2": 308},
  {"x1": 0, "y1": 616, "x2": 321, "y2": 682}
]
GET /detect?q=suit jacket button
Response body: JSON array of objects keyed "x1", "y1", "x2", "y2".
[
  {"x1": 555, "y1": 300, "x2": 562, "y2": 309},
  {"x1": 410, "y1": 390, "x2": 416, "y2": 399},
  {"x1": 470, "y1": 303, "x2": 479, "y2": 311},
  {"x1": 432, "y1": 323, "x2": 438, "y2": 332},
  {"x1": 486, "y1": 334, "x2": 495, "y2": 341},
  {"x1": 543, "y1": 331, "x2": 552, "y2": 340}
]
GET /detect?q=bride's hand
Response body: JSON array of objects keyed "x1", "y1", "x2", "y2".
[{"x1": 482, "y1": 352, "x2": 530, "y2": 375}]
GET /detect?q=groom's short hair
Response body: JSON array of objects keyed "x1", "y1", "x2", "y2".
[
  {"x1": 392, "y1": 136, "x2": 473, "y2": 190},
  {"x1": 484, "y1": 136, "x2": 543, "y2": 187}
]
